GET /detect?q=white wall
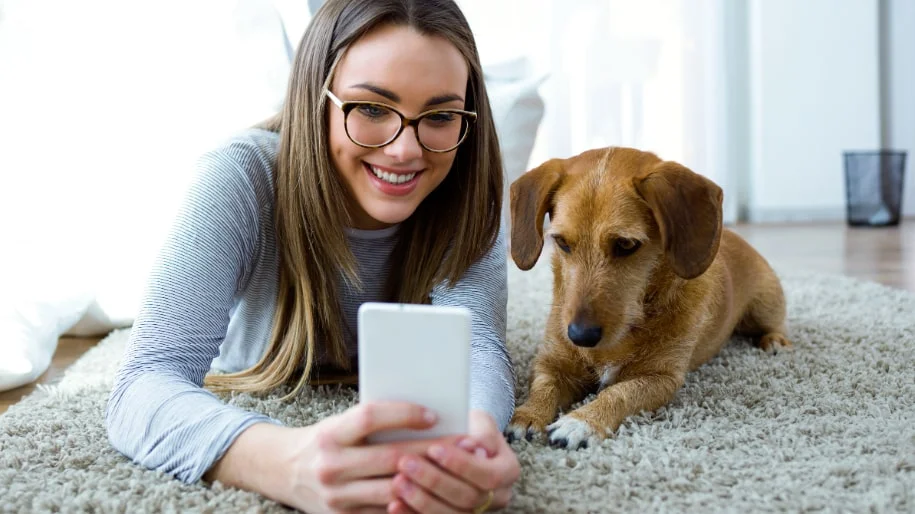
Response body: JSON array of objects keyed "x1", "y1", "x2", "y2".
[
  {"x1": 747, "y1": 0, "x2": 882, "y2": 223},
  {"x1": 883, "y1": 0, "x2": 915, "y2": 217},
  {"x1": 0, "y1": 0, "x2": 292, "y2": 324}
]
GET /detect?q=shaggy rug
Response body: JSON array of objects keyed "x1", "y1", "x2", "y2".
[{"x1": 2, "y1": 253, "x2": 914, "y2": 513}]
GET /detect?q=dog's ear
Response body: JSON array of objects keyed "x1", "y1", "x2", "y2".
[
  {"x1": 633, "y1": 161, "x2": 723, "y2": 279},
  {"x1": 510, "y1": 158, "x2": 565, "y2": 270}
]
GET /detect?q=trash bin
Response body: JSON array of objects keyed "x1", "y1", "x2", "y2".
[{"x1": 843, "y1": 150, "x2": 907, "y2": 227}]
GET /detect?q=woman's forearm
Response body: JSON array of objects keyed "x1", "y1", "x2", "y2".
[{"x1": 205, "y1": 422, "x2": 296, "y2": 505}]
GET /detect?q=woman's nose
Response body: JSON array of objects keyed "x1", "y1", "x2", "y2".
[{"x1": 384, "y1": 125, "x2": 424, "y2": 162}]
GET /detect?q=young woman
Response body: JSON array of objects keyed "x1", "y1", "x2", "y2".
[{"x1": 105, "y1": 0, "x2": 521, "y2": 512}]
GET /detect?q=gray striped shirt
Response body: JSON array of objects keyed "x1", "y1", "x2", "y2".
[{"x1": 105, "y1": 128, "x2": 514, "y2": 484}]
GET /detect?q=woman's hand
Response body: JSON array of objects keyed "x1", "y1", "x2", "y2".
[
  {"x1": 279, "y1": 401, "x2": 453, "y2": 514},
  {"x1": 388, "y1": 409, "x2": 521, "y2": 513}
]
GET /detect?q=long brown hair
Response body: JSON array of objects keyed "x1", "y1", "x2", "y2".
[{"x1": 205, "y1": 0, "x2": 503, "y2": 399}]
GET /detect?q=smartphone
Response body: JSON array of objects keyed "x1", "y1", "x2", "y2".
[{"x1": 357, "y1": 302, "x2": 471, "y2": 443}]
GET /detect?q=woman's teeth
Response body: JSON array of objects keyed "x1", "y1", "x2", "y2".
[{"x1": 370, "y1": 165, "x2": 417, "y2": 185}]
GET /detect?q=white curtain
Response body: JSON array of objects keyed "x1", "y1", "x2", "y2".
[{"x1": 457, "y1": 0, "x2": 737, "y2": 223}]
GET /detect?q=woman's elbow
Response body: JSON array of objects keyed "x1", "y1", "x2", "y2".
[{"x1": 104, "y1": 376, "x2": 140, "y2": 459}]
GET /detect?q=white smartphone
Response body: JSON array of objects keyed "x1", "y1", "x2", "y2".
[{"x1": 357, "y1": 302, "x2": 471, "y2": 443}]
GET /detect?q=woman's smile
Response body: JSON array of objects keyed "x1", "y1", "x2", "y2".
[{"x1": 363, "y1": 161, "x2": 424, "y2": 196}]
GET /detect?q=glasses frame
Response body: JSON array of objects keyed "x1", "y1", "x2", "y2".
[{"x1": 325, "y1": 89, "x2": 477, "y2": 153}]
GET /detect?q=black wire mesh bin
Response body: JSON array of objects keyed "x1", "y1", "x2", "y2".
[{"x1": 843, "y1": 151, "x2": 907, "y2": 227}]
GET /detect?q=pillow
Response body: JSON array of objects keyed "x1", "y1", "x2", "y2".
[
  {"x1": 483, "y1": 58, "x2": 547, "y2": 227},
  {"x1": 0, "y1": 274, "x2": 93, "y2": 392}
]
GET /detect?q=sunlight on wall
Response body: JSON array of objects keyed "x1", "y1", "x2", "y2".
[
  {"x1": 0, "y1": 0, "x2": 290, "y2": 321},
  {"x1": 457, "y1": 0, "x2": 722, "y2": 183}
]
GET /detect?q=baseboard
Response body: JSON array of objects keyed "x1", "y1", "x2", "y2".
[{"x1": 745, "y1": 206, "x2": 848, "y2": 223}]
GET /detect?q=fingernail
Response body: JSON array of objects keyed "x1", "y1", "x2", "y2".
[
  {"x1": 403, "y1": 458, "x2": 419, "y2": 475},
  {"x1": 429, "y1": 445, "x2": 445, "y2": 460},
  {"x1": 458, "y1": 438, "x2": 476, "y2": 452},
  {"x1": 475, "y1": 447, "x2": 488, "y2": 459},
  {"x1": 397, "y1": 478, "x2": 414, "y2": 495},
  {"x1": 423, "y1": 409, "x2": 438, "y2": 424}
]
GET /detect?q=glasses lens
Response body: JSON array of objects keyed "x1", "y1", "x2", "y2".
[
  {"x1": 417, "y1": 112, "x2": 469, "y2": 151},
  {"x1": 345, "y1": 103, "x2": 403, "y2": 147}
]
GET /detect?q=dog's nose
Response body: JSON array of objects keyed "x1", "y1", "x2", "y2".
[{"x1": 567, "y1": 323, "x2": 602, "y2": 347}]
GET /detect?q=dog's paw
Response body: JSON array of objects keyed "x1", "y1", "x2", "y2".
[
  {"x1": 759, "y1": 332, "x2": 793, "y2": 355},
  {"x1": 546, "y1": 416, "x2": 598, "y2": 449},
  {"x1": 504, "y1": 423, "x2": 541, "y2": 444},
  {"x1": 504, "y1": 405, "x2": 552, "y2": 443}
]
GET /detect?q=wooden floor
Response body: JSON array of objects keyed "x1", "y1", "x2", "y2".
[
  {"x1": 730, "y1": 220, "x2": 915, "y2": 292},
  {"x1": 1, "y1": 220, "x2": 912, "y2": 416}
]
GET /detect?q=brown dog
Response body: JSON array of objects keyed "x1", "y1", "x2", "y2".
[{"x1": 505, "y1": 147, "x2": 791, "y2": 448}]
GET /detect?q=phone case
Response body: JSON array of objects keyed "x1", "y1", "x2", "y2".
[{"x1": 357, "y1": 302, "x2": 471, "y2": 443}]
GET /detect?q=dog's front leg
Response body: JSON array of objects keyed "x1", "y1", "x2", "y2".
[
  {"x1": 547, "y1": 372, "x2": 684, "y2": 449},
  {"x1": 505, "y1": 351, "x2": 590, "y2": 443}
]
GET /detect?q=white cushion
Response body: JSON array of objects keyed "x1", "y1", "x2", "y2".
[
  {"x1": 483, "y1": 58, "x2": 547, "y2": 227},
  {"x1": 0, "y1": 278, "x2": 93, "y2": 392}
]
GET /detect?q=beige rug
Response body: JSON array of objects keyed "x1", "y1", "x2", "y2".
[{"x1": 2, "y1": 253, "x2": 914, "y2": 513}]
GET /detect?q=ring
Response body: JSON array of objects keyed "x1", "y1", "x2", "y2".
[{"x1": 473, "y1": 490, "x2": 494, "y2": 514}]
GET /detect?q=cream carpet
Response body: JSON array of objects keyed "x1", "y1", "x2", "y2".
[{"x1": 2, "y1": 255, "x2": 914, "y2": 513}]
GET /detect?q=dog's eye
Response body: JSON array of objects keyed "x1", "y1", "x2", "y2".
[
  {"x1": 613, "y1": 238, "x2": 641, "y2": 257},
  {"x1": 552, "y1": 236, "x2": 571, "y2": 253}
]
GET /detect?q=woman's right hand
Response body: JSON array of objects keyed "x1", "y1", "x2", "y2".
[{"x1": 280, "y1": 401, "x2": 445, "y2": 514}]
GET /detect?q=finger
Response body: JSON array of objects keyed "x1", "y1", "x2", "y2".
[
  {"x1": 456, "y1": 437, "x2": 493, "y2": 459},
  {"x1": 334, "y1": 402, "x2": 438, "y2": 446},
  {"x1": 328, "y1": 478, "x2": 397, "y2": 510},
  {"x1": 391, "y1": 435, "x2": 463, "y2": 457},
  {"x1": 489, "y1": 487, "x2": 514, "y2": 511},
  {"x1": 463, "y1": 410, "x2": 501, "y2": 457},
  {"x1": 426, "y1": 444, "x2": 500, "y2": 493},
  {"x1": 397, "y1": 455, "x2": 482, "y2": 511},
  {"x1": 332, "y1": 444, "x2": 402, "y2": 481},
  {"x1": 346, "y1": 508, "x2": 390, "y2": 514},
  {"x1": 387, "y1": 499, "x2": 418, "y2": 514},
  {"x1": 393, "y1": 474, "x2": 461, "y2": 514},
  {"x1": 335, "y1": 435, "x2": 466, "y2": 482}
]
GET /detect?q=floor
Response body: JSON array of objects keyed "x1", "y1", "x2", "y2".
[
  {"x1": 731, "y1": 220, "x2": 915, "y2": 292},
  {"x1": 1, "y1": 220, "x2": 912, "y2": 415}
]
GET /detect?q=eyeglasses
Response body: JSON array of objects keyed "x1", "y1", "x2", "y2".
[{"x1": 325, "y1": 89, "x2": 477, "y2": 153}]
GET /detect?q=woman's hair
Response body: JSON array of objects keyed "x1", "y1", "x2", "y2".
[{"x1": 205, "y1": 0, "x2": 503, "y2": 398}]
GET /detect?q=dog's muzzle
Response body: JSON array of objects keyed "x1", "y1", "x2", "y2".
[{"x1": 567, "y1": 323, "x2": 602, "y2": 347}]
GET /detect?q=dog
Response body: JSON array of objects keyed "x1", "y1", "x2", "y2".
[{"x1": 505, "y1": 147, "x2": 792, "y2": 449}]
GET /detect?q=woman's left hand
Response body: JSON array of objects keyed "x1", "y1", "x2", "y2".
[{"x1": 388, "y1": 409, "x2": 520, "y2": 513}]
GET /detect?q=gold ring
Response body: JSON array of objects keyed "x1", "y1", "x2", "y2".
[{"x1": 473, "y1": 490, "x2": 494, "y2": 514}]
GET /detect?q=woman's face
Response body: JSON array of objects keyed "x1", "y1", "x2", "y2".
[{"x1": 327, "y1": 24, "x2": 470, "y2": 230}]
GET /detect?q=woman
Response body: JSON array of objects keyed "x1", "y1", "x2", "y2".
[{"x1": 105, "y1": 0, "x2": 521, "y2": 512}]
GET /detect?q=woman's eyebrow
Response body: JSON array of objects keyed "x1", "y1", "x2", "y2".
[
  {"x1": 350, "y1": 83, "x2": 465, "y2": 108},
  {"x1": 351, "y1": 83, "x2": 400, "y2": 102},
  {"x1": 424, "y1": 93, "x2": 464, "y2": 107}
]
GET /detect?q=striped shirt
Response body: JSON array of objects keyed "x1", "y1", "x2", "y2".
[{"x1": 104, "y1": 128, "x2": 514, "y2": 484}]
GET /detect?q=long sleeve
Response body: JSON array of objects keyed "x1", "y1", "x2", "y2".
[
  {"x1": 105, "y1": 143, "x2": 278, "y2": 484},
  {"x1": 430, "y1": 227, "x2": 514, "y2": 431}
]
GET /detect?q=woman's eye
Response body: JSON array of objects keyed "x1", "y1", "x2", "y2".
[
  {"x1": 356, "y1": 104, "x2": 391, "y2": 119},
  {"x1": 553, "y1": 236, "x2": 571, "y2": 253},
  {"x1": 613, "y1": 238, "x2": 641, "y2": 257},
  {"x1": 424, "y1": 112, "x2": 457, "y2": 125}
]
